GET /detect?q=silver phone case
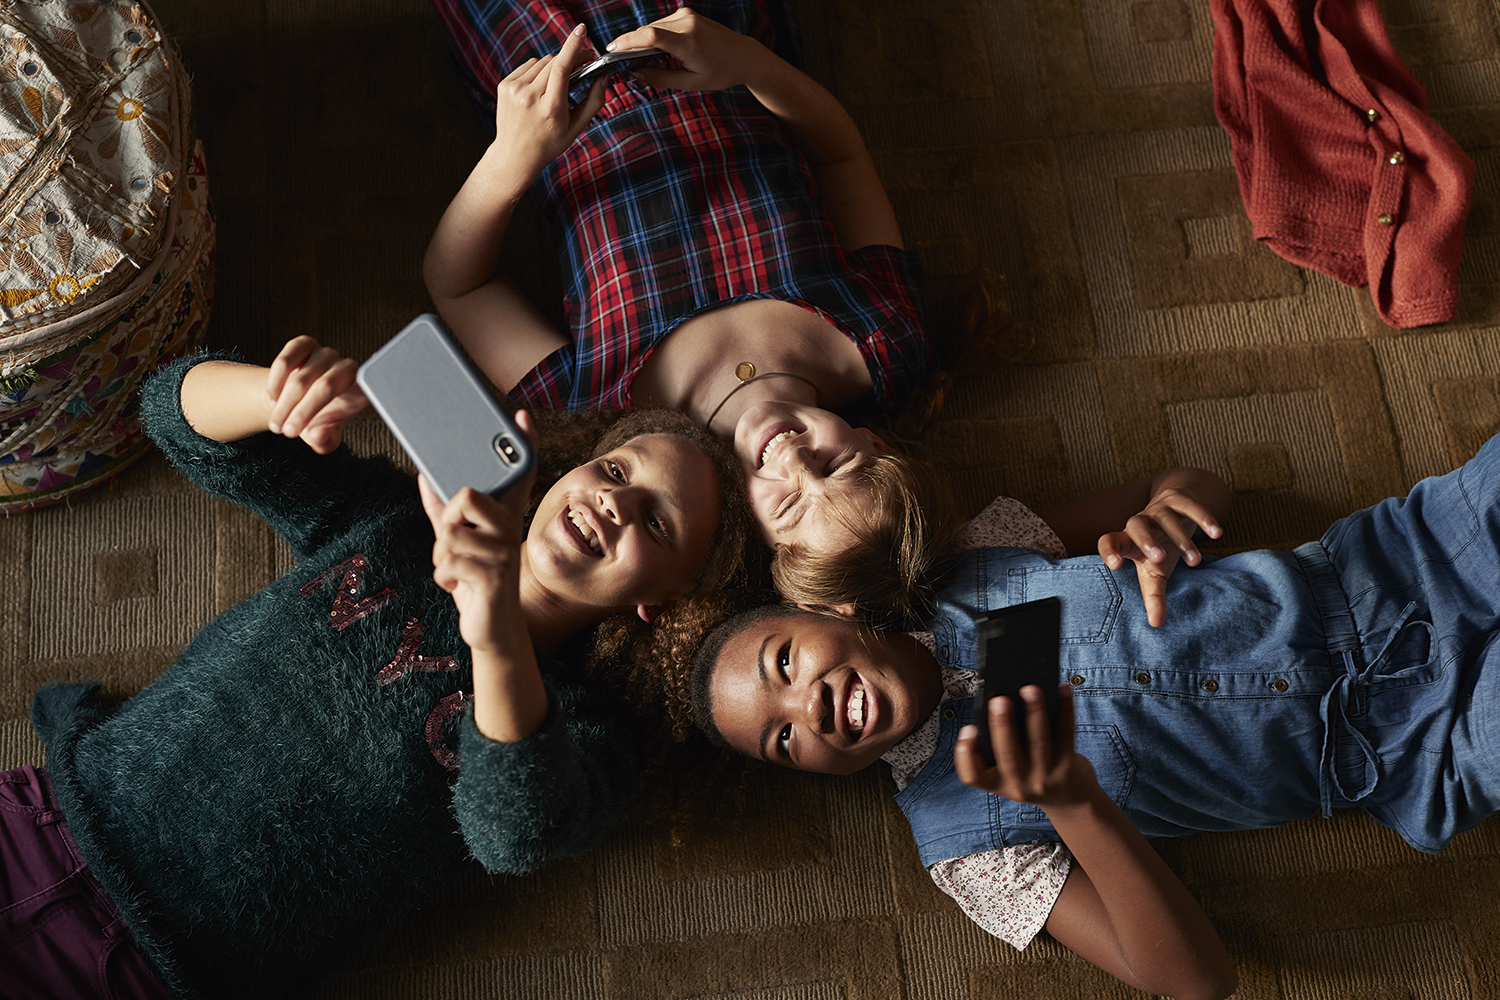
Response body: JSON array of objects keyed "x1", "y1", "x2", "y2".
[{"x1": 356, "y1": 314, "x2": 534, "y2": 504}]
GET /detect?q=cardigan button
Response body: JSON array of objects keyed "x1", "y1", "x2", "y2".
[
  {"x1": 1270, "y1": 678, "x2": 1290, "y2": 692},
  {"x1": 1388, "y1": 150, "x2": 1405, "y2": 166},
  {"x1": 1377, "y1": 213, "x2": 1395, "y2": 227},
  {"x1": 1365, "y1": 108, "x2": 1381, "y2": 122}
]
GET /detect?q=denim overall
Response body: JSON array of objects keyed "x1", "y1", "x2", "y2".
[{"x1": 895, "y1": 434, "x2": 1500, "y2": 866}]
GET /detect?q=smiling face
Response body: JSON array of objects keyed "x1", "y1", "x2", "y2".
[
  {"x1": 706, "y1": 609, "x2": 942, "y2": 774},
  {"x1": 732, "y1": 401, "x2": 887, "y2": 551},
  {"x1": 526, "y1": 433, "x2": 721, "y2": 614}
]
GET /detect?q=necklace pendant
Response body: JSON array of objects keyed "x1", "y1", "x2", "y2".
[{"x1": 735, "y1": 361, "x2": 756, "y2": 383}]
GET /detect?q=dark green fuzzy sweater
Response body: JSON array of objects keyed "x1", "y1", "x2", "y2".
[{"x1": 32, "y1": 355, "x2": 642, "y2": 999}]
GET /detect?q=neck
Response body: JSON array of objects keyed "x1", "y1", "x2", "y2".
[
  {"x1": 517, "y1": 547, "x2": 619, "y2": 657},
  {"x1": 701, "y1": 372, "x2": 821, "y2": 435}
]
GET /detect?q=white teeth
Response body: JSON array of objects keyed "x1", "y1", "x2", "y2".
[
  {"x1": 567, "y1": 509, "x2": 601, "y2": 553},
  {"x1": 847, "y1": 682, "x2": 866, "y2": 736},
  {"x1": 761, "y1": 429, "x2": 798, "y2": 467}
]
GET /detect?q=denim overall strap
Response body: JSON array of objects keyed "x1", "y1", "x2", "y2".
[{"x1": 1297, "y1": 541, "x2": 1427, "y2": 816}]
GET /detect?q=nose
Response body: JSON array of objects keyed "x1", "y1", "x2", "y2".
[
  {"x1": 803, "y1": 681, "x2": 834, "y2": 734},
  {"x1": 596, "y1": 485, "x2": 642, "y2": 525}
]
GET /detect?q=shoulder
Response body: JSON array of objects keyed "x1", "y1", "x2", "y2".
[{"x1": 956, "y1": 497, "x2": 1066, "y2": 558}]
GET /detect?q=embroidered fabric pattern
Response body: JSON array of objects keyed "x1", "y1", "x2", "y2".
[
  {"x1": 376, "y1": 619, "x2": 459, "y2": 686},
  {"x1": 298, "y1": 554, "x2": 397, "y2": 632},
  {"x1": 425, "y1": 692, "x2": 470, "y2": 771}
]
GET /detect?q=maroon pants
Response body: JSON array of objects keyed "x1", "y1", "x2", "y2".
[{"x1": 0, "y1": 766, "x2": 173, "y2": 1000}]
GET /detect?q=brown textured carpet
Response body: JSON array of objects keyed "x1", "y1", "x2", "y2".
[{"x1": 4, "y1": 0, "x2": 1500, "y2": 996}]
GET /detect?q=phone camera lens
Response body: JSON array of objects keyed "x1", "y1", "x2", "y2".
[{"x1": 494, "y1": 435, "x2": 520, "y2": 464}]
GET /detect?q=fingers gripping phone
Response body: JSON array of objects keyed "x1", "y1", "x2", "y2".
[
  {"x1": 569, "y1": 47, "x2": 663, "y2": 86},
  {"x1": 356, "y1": 314, "x2": 535, "y2": 505},
  {"x1": 971, "y1": 597, "x2": 1063, "y2": 767}
]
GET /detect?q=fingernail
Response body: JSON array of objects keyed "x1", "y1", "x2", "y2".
[
  {"x1": 267, "y1": 422, "x2": 281, "y2": 435},
  {"x1": 573, "y1": 23, "x2": 586, "y2": 36},
  {"x1": 1149, "y1": 546, "x2": 1163, "y2": 561},
  {"x1": 605, "y1": 39, "x2": 617, "y2": 50},
  {"x1": 958, "y1": 725, "x2": 977, "y2": 740}
]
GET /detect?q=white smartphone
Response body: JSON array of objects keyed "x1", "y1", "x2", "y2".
[
  {"x1": 356, "y1": 314, "x2": 535, "y2": 504},
  {"x1": 570, "y1": 47, "x2": 663, "y2": 86}
]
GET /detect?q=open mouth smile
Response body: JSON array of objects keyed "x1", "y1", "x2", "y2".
[
  {"x1": 845, "y1": 677, "x2": 867, "y2": 738},
  {"x1": 565, "y1": 507, "x2": 603, "y2": 556},
  {"x1": 758, "y1": 426, "x2": 801, "y2": 469}
]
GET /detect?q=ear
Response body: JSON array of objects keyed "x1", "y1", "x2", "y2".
[
  {"x1": 637, "y1": 603, "x2": 664, "y2": 624},
  {"x1": 798, "y1": 601, "x2": 858, "y2": 618},
  {"x1": 858, "y1": 427, "x2": 887, "y2": 451}
]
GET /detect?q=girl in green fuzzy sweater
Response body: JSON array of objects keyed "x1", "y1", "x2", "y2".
[{"x1": 9, "y1": 336, "x2": 751, "y2": 1000}]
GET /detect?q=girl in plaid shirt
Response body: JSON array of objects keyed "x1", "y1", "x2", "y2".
[{"x1": 426, "y1": 0, "x2": 948, "y2": 629}]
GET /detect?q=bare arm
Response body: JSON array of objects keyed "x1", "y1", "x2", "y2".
[
  {"x1": 423, "y1": 25, "x2": 605, "y2": 392},
  {"x1": 178, "y1": 337, "x2": 368, "y2": 453},
  {"x1": 1038, "y1": 468, "x2": 1232, "y2": 627},
  {"x1": 610, "y1": 8, "x2": 902, "y2": 251},
  {"x1": 419, "y1": 428, "x2": 550, "y2": 743},
  {"x1": 956, "y1": 686, "x2": 1237, "y2": 1000}
]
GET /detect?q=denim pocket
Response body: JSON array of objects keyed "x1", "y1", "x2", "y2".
[{"x1": 1007, "y1": 564, "x2": 1123, "y2": 644}]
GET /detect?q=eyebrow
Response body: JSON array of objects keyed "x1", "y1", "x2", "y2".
[{"x1": 755, "y1": 631, "x2": 774, "y2": 762}]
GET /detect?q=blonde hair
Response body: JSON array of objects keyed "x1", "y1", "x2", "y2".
[{"x1": 770, "y1": 447, "x2": 956, "y2": 631}]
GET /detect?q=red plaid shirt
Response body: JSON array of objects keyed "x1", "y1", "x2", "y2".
[{"x1": 432, "y1": 0, "x2": 933, "y2": 412}]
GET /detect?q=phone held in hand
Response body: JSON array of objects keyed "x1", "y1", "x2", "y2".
[
  {"x1": 569, "y1": 47, "x2": 663, "y2": 86},
  {"x1": 971, "y1": 597, "x2": 1063, "y2": 767},
  {"x1": 356, "y1": 314, "x2": 535, "y2": 505}
]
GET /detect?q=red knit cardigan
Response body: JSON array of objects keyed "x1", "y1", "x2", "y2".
[{"x1": 1211, "y1": 0, "x2": 1474, "y2": 328}]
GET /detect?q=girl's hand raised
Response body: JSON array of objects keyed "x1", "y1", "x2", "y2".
[
  {"x1": 607, "y1": 7, "x2": 772, "y2": 92},
  {"x1": 265, "y1": 336, "x2": 369, "y2": 454},
  {"x1": 954, "y1": 683, "x2": 1097, "y2": 809},
  {"x1": 488, "y1": 24, "x2": 606, "y2": 190},
  {"x1": 417, "y1": 411, "x2": 539, "y2": 656},
  {"x1": 1097, "y1": 478, "x2": 1224, "y2": 628}
]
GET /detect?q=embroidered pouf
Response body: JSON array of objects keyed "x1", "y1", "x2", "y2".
[{"x1": 0, "y1": 0, "x2": 213, "y2": 511}]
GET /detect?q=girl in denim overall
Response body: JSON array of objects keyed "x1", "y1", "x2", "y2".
[{"x1": 694, "y1": 431, "x2": 1500, "y2": 1000}]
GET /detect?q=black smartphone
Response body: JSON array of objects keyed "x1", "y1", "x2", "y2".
[
  {"x1": 970, "y1": 597, "x2": 1062, "y2": 767},
  {"x1": 569, "y1": 47, "x2": 663, "y2": 86},
  {"x1": 356, "y1": 314, "x2": 535, "y2": 504}
]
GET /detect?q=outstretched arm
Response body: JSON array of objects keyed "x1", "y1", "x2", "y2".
[
  {"x1": 179, "y1": 336, "x2": 368, "y2": 452},
  {"x1": 608, "y1": 7, "x2": 902, "y2": 252},
  {"x1": 955, "y1": 685, "x2": 1237, "y2": 1000},
  {"x1": 1038, "y1": 468, "x2": 1231, "y2": 627},
  {"x1": 423, "y1": 24, "x2": 605, "y2": 392}
]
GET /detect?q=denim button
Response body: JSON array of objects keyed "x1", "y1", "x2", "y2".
[
  {"x1": 1201, "y1": 679, "x2": 1219, "y2": 692},
  {"x1": 1069, "y1": 674, "x2": 1085, "y2": 686},
  {"x1": 943, "y1": 707, "x2": 955, "y2": 720},
  {"x1": 1270, "y1": 678, "x2": 1289, "y2": 692},
  {"x1": 1134, "y1": 672, "x2": 1151, "y2": 685}
]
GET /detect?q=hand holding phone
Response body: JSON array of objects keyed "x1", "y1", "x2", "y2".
[
  {"x1": 357, "y1": 315, "x2": 535, "y2": 504},
  {"x1": 970, "y1": 597, "x2": 1062, "y2": 767},
  {"x1": 570, "y1": 47, "x2": 663, "y2": 87}
]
